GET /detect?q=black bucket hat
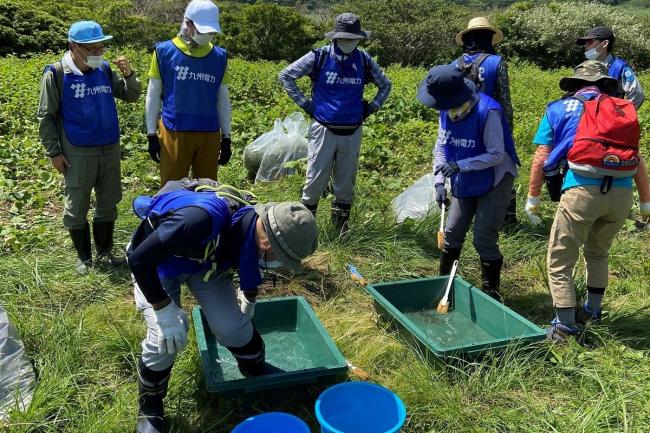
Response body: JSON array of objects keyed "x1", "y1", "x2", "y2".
[
  {"x1": 417, "y1": 64, "x2": 477, "y2": 110},
  {"x1": 325, "y1": 13, "x2": 368, "y2": 40}
]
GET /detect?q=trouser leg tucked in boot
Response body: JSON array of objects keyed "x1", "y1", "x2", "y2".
[
  {"x1": 301, "y1": 201, "x2": 318, "y2": 218},
  {"x1": 439, "y1": 247, "x2": 462, "y2": 276},
  {"x1": 69, "y1": 223, "x2": 92, "y2": 275},
  {"x1": 227, "y1": 327, "x2": 266, "y2": 378},
  {"x1": 480, "y1": 257, "x2": 503, "y2": 301},
  {"x1": 331, "y1": 202, "x2": 351, "y2": 233},
  {"x1": 93, "y1": 221, "x2": 125, "y2": 266},
  {"x1": 137, "y1": 358, "x2": 172, "y2": 433}
]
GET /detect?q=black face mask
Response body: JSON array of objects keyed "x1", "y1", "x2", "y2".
[{"x1": 462, "y1": 29, "x2": 497, "y2": 55}]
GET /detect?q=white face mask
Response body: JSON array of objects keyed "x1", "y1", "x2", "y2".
[
  {"x1": 584, "y1": 43, "x2": 604, "y2": 60},
  {"x1": 336, "y1": 39, "x2": 359, "y2": 54},
  {"x1": 258, "y1": 258, "x2": 283, "y2": 269},
  {"x1": 191, "y1": 32, "x2": 213, "y2": 46},
  {"x1": 85, "y1": 55, "x2": 104, "y2": 69}
]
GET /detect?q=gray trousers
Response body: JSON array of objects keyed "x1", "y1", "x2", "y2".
[
  {"x1": 301, "y1": 122, "x2": 362, "y2": 206},
  {"x1": 135, "y1": 271, "x2": 252, "y2": 371},
  {"x1": 62, "y1": 142, "x2": 122, "y2": 230},
  {"x1": 444, "y1": 174, "x2": 514, "y2": 261}
]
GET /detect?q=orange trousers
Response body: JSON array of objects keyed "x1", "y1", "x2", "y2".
[{"x1": 158, "y1": 120, "x2": 221, "y2": 186}]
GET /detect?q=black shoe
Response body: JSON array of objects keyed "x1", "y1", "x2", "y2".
[
  {"x1": 93, "y1": 221, "x2": 125, "y2": 266},
  {"x1": 331, "y1": 202, "x2": 351, "y2": 234},
  {"x1": 137, "y1": 359, "x2": 171, "y2": 433},
  {"x1": 480, "y1": 257, "x2": 503, "y2": 301},
  {"x1": 301, "y1": 201, "x2": 318, "y2": 218},
  {"x1": 439, "y1": 247, "x2": 462, "y2": 275},
  {"x1": 69, "y1": 224, "x2": 92, "y2": 275}
]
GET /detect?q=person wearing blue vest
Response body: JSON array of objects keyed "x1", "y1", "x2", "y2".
[
  {"x1": 145, "y1": 0, "x2": 232, "y2": 187},
  {"x1": 417, "y1": 65, "x2": 520, "y2": 301},
  {"x1": 278, "y1": 13, "x2": 392, "y2": 232},
  {"x1": 454, "y1": 17, "x2": 518, "y2": 226},
  {"x1": 525, "y1": 61, "x2": 649, "y2": 343},
  {"x1": 37, "y1": 21, "x2": 141, "y2": 275},
  {"x1": 127, "y1": 178, "x2": 318, "y2": 433},
  {"x1": 577, "y1": 26, "x2": 644, "y2": 109}
]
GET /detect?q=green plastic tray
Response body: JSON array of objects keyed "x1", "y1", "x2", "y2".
[
  {"x1": 366, "y1": 276, "x2": 545, "y2": 358},
  {"x1": 193, "y1": 296, "x2": 348, "y2": 395}
]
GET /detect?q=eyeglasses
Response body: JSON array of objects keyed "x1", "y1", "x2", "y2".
[{"x1": 77, "y1": 44, "x2": 105, "y2": 55}]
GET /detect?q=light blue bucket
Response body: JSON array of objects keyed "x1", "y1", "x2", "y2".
[
  {"x1": 231, "y1": 412, "x2": 311, "y2": 433},
  {"x1": 315, "y1": 382, "x2": 406, "y2": 433}
]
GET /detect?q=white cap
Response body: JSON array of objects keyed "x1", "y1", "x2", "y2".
[{"x1": 185, "y1": 0, "x2": 221, "y2": 34}]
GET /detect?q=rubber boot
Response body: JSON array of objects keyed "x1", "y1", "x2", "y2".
[
  {"x1": 301, "y1": 201, "x2": 318, "y2": 218},
  {"x1": 93, "y1": 221, "x2": 125, "y2": 266},
  {"x1": 69, "y1": 223, "x2": 92, "y2": 275},
  {"x1": 439, "y1": 247, "x2": 461, "y2": 276},
  {"x1": 331, "y1": 202, "x2": 351, "y2": 234},
  {"x1": 228, "y1": 327, "x2": 267, "y2": 378},
  {"x1": 503, "y1": 188, "x2": 518, "y2": 226},
  {"x1": 480, "y1": 257, "x2": 503, "y2": 301},
  {"x1": 136, "y1": 358, "x2": 172, "y2": 433}
]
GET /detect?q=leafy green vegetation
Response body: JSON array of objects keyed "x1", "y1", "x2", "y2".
[{"x1": 1, "y1": 47, "x2": 649, "y2": 432}]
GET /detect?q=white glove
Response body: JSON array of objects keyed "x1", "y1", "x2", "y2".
[
  {"x1": 152, "y1": 302, "x2": 189, "y2": 355},
  {"x1": 525, "y1": 196, "x2": 542, "y2": 226},
  {"x1": 641, "y1": 202, "x2": 650, "y2": 219},
  {"x1": 237, "y1": 290, "x2": 256, "y2": 319}
]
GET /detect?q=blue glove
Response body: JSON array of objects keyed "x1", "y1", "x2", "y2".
[
  {"x1": 435, "y1": 183, "x2": 449, "y2": 209},
  {"x1": 435, "y1": 162, "x2": 460, "y2": 177}
]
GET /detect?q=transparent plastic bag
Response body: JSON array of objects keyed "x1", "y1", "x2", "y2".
[
  {"x1": 0, "y1": 305, "x2": 35, "y2": 420},
  {"x1": 243, "y1": 119, "x2": 285, "y2": 178},
  {"x1": 392, "y1": 173, "x2": 439, "y2": 223},
  {"x1": 255, "y1": 112, "x2": 309, "y2": 183}
]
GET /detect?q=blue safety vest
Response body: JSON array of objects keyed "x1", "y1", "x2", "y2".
[
  {"x1": 542, "y1": 91, "x2": 599, "y2": 173},
  {"x1": 53, "y1": 62, "x2": 120, "y2": 146},
  {"x1": 312, "y1": 47, "x2": 366, "y2": 127},
  {"x1": 440, "y1": 93, "x2": 519, "y2": 198},
  {"x1": 156, "y1": 40, "x2": 227, "y2": 132},
  {"x1": 608, "y1": 57, "x2": 629, "y2": 82},
  {"x1": 453, "y1": 53, "x2": 502, "y2": 98}
]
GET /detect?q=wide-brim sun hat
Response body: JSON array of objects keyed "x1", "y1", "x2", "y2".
[
  {"x1": 417, "y1": 64, "x2": 477, "y2": 110},
  {"x1": 559, "y1": 60, "x2": 619, "y2": 94},
  {"x1": 68, "y1": 21, "x2": 113, "y2": 44},
  {"x1": 255, "y1": 202, "x2": 319, "y2": 272},
  {"x1": 185, "y1": 0, "x2": 221, "y2": 34},
  {"x1": 456, "y1": 16, "x2": 503, "y2": 46},
  {"x1": 325, "y1": 13, "x2": 368, "y2": 40}
]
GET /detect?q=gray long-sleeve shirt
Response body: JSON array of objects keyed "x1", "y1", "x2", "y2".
[
  {"x1": 433, "y1": 101, "x2": 518, "y2": 188},
  {"x1": 37, "y1": 55, "x2": 141, "y2": 157},
  {"x1": 606, "y1": 54, "x2": 645, "y2": 109},
  {"x1": 278, "y1": 45, "x2": 392, "y2": 114}
]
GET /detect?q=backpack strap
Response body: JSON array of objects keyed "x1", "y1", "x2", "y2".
[
  {"x1": 474, "y1": 52, "x2": 490, "y2": 68},
  {"x1": 51, "y1": 61, "x2": 64, "y2": 106},
  {"x1": 310, "y1": 46, "x2": 329, "y2": 83}
]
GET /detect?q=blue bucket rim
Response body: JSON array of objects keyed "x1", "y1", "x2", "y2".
[
  {"x1": 231, "y1": 411, "x2": 310, "y2": 433},
  {"x1": 314, "y1": 382, "x2": 407, "y2": 433}
]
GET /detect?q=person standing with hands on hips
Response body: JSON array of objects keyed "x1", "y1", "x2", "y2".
[
  {"x1": 145, "y1": 0, "x2": 232, "y2": 186},
  {"x1": 278, "y1": 13, "x2": 392, "y2": 233},
  {"x1": 37, "y1": 20, "x2": 141, "y2": 275}
]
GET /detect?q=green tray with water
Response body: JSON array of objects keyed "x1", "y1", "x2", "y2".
[
  {"x1": 366, "y1": 276, "x2": 545, "y2": 358},
  {"x1": 193, "y1": 296, "x2": 348, "y2": 395}
]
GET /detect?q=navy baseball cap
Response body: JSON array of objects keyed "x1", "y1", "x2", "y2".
[
  {"x1": 68, "y1": 21, "x2": 113, "y2": 44},
  {"x1": 417, "y1": 64, "x2": 476, "y2": 110}
]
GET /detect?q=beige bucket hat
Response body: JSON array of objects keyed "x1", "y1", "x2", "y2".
[{"x1": 456, "y1": 17, "x2": 503, "y2": 46}]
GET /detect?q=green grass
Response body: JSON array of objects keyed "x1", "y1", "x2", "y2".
[{"x1": 1, "y1": 51, "x2": 650, "y2": 432}]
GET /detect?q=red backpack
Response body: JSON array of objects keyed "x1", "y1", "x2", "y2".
[{"x1": 567, "y1": 94, "x2": 640, "y2": 187}]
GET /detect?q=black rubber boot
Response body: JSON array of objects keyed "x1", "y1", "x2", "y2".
[
  {"x1": 439, "y1": 247, "x2": 462, "y2": 276},
  {"x1": 301, "y1": 201, "x2": 318, "y2": 218},
  {"x1": 69, "y1": 223, "x2": 92, "y2": 275},
  {"x1": 93, "y1": 221, "x2": 125, "y2": 266},
  {"x1": 503, "y1": 188, "x2": 518, "y2": 226},
  {"x1": 136, "y1": 359, "x2": 172, "y2": 433},
  {"x1": 228, "y1": 327, "x2": 267, "y2": 378},
  {"x1": 331, "y1": 202, "x2": 351, "y2": 234},
  {"x1": 480, "y1": 257, "x2": 504, "y2": 301}
]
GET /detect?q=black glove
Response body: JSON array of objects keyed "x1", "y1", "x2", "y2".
[
  {"x1": 147, "y1": 134, "x2": 160, "y2": 163},
  {"x1": 435, "y1": 183, "x2": 449, "y2": 209},
  {"x1": 219, "y1": 137, "x2": 232, "y2": 166},
  {"x1": 362, "y1": 100, "x2": 374, "y2": 121},
  {"x1": 435, "y1": 162, "x2": 460, "y2": 177},
  {"x1": 300, "y1": 100, "x2": 314, "y2": 117}
]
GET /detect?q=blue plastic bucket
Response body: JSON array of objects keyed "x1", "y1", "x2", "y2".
[
  {"x1": 315, "y1": 382, "x2": 406, "y2": 433},
  {"x1": 231, "y1": 412, "x2": 311, "y2": 433}
]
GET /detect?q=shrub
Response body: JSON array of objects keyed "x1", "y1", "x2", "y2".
[
  {"x1": 496, "y1": 1, "x2": 650, "y2": 69},
  {"x1": 336, "y1": 0, "x2": 471, "y2": 67},
  {"x1": 0, "y1": 1, "x2": 67, "y2": 56}
]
